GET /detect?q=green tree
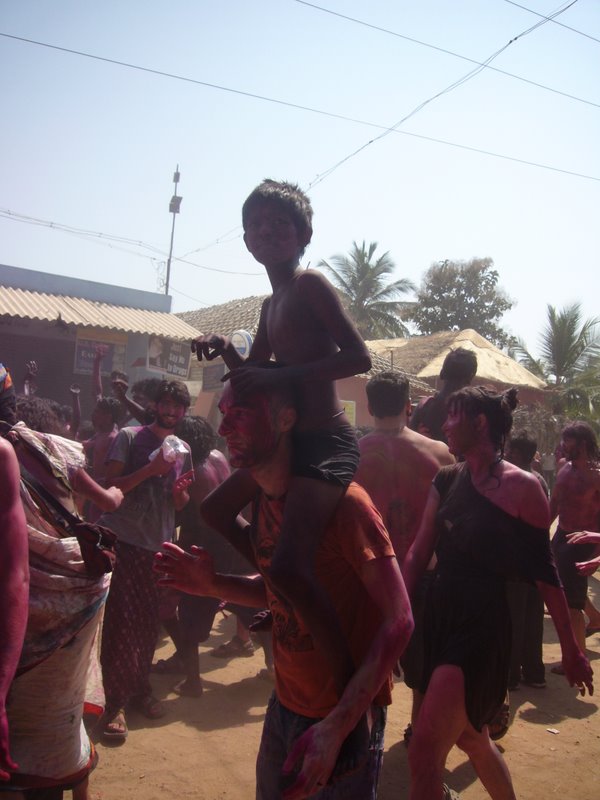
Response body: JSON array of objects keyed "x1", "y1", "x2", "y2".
[
  {"x1": 512, "y1": 303, "x2": 600, "y2": 415},
  {"x1": 412, "y1": 258, "x2": 513, "y2": 348},
  {"x1": 318, "y1": 241, "x2": 415, "y2": 339}
]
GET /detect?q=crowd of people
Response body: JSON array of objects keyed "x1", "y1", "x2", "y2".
[{"x1": 1, "y1": 179, "x2": 598, "y2": 800}]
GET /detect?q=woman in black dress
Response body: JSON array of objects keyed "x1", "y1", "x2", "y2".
[{"x1": 403, "y1": 386, "x2": 593, "y2": 800}]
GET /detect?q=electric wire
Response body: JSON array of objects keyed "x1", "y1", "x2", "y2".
[
  {"x1": 293, "y1": 1, "x2": 599, "y2": 109},
  {"x1": 502, "y1": 0, "x2": 600, "y2": 44},
  {"x1": 1, "y1": 32, "x2": 597, "y2": 186},
  {"x1": 306, "y1": 0, "x2": 584, "y2": 188}
]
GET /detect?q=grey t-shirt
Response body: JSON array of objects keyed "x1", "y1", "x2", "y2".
[{"x1": 99, "y1": 425, "x2": 191, "y2": 552}]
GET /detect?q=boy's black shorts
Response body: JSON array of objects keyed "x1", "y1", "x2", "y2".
[{"x1": 291, "y1": 424, "x2": 359, "y2": 488}]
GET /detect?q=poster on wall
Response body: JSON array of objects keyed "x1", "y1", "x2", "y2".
[
  {"x1": 74, "y1": 329, "x2": 127, "y2": 376},
  {"x1": 146, "y1": 335, "x2": 191, "y2": 379}
]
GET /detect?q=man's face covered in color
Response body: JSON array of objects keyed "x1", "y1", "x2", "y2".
[{"x1": 218, "y1": 384, "x2": 279, "y2": 469}]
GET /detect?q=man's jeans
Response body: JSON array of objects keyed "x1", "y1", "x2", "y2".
[{"x1": 256, "y1": 693, "x2": 387, "y2": 799}]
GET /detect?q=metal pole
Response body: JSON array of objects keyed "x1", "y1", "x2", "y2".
[{"x1": 165, "y1": 165, "x2": 182, "y2": 296}]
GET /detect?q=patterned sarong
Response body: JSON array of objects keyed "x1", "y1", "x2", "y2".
[{"x1": 100, "y1": 540, "x2": 160, "y2": 710}]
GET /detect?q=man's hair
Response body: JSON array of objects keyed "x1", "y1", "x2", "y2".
[
  {"x1": 225, "y1": 361, "x2": 297, "y2": 410},
  {"x1": 440, "y1": 347, "x2": 478, "y2": 385},
  {"x1": 508, "y1": 430, "x2": 537, "y2": 465},
  {"x1": 242, "y1": 179, "x2": 313, "y2": 247},
  {"x1": 561, "y1": 421, "x2": 599, "y2": 461},
  {"x1": 366, "y1": 371, "x2": 410, "y2": 418},
  {"x1": 155, "y1": 380, "x2": 191, "y2": 409},
  {"x1": 447, "y1": 386, "x2": 518, "y2": 452},
  {"x1": 15, "y1": 396, "x2": 64, "y2": 435},
  {"x1": 132, "y1": 377, "x2": 163, "y2": 401},
  {"x1": 110, "y1": 369, "x2": 128, "y2": 383},
  {"x1": 47, "y1": 400, "x2": 72, "y2": 425},
  {"x1": 175, "y1": 415, "x2": 217, "y2": 465},
  {"x1": 95, "y1": 397, "x2": 122, "y2": 425}
]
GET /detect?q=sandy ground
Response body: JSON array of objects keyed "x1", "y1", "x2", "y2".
[{"x1": 89, "y1": 576, "x2": 600, "y2": 800}]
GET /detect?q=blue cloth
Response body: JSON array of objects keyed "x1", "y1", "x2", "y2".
[{"x1": 256, "y1": 693, "x2": 386, "y2": 800}]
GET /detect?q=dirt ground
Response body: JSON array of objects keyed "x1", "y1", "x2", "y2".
[{"x1": 90, "y1": 576, "x2": 600, "y2": 800}]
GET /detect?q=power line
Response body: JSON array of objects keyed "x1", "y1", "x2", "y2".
[
  {"x1": 1, "y1": 31, "x2": 598, "y2": 186},
  {"x1": 308, "y1": 1, "x2": 586, "y2": 187},
  {"x1": 293, "y1": 1, "x2": 600, "y2": 109},
  {"x1": 0, "y1": 208, "x2": 263, "y2": 276},
  {"x1": 502, "y1": 0, "x2": 600, "y2": 44}
]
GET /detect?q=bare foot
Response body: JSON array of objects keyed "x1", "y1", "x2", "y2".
[{"x1": 174, "y1": 678, "x2": 203, "y2": 697}]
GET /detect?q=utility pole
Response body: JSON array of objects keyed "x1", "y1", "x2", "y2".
[{"x1": 165, "y1": 165, "x2": 182, "y2": 296}]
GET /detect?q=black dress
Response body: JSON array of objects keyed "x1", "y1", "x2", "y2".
[{"x1": 420, "y1": 463, "x2": 560, "y2": 730}]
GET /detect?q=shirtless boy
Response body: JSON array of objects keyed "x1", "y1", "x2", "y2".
[
  {"x1": 551, "y1": 421, "x2": 600, "y2": 657},
  {"x1": 192, "y1": 181, "x2": 371, "y2": 732}
]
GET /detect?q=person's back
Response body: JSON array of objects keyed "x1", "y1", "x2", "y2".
[{"x1": 357, "y1": 425, "x2": 452, "y2": 562}]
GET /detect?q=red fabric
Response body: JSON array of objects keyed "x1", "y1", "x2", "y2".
[{"x1": 253, "y1": 482, "x2": 395, "y2": 718}]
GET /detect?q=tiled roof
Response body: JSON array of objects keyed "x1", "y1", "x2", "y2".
[
  {"x1": 177, "y1": 295, "x2": 267, "y2": 337},
  {"x1": 0, "y1": 285, "x2": 201, "y2": 340}
]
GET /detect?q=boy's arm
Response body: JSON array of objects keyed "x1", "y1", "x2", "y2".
[
  {"x1": 92, "y1": 346, "x2": 107, "y2": 401},
  {"x1": 111, "y1": 380, "x2": 149, "y2": 424},
  {"x1": 69, "y1": 384, "x2": 81, "y2": 439},
  {"x1": 71, "y1": 467, "x2": 124, "y2": 512},
  {"x1": 281, "y1": 555, "x2": 414, "y2": 798},
  {"x1": 200, "y1": 469, "x2": 259, "y2": 568},
  {"x1": 154, "y1": 542, "x2": 267, "y2": 608},
  {"x1": 0, "y1": 440, "x2": 29, "y2": 779}
]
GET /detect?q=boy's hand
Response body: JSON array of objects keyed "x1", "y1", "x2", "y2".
[
  {"x1": 93, "y1": 344, "x2": 109, "y2": 360},
  {"x1": 148, "y1": 450, "x2": 175, "y2": 477},
  {"x1": 69, "y1": 383, "x2": 81, "y2": 396},
  {"x1": 224, "y1": 365, "x2": 278, "y2": 397},
  {"x1": 191, "y1": 334, "x2": 232, "y2": 361},
  {"x1": 154, "y1": 542, "x2": 216, "y2": 595},
  {"x1": 173, "y1": 469, "x2": 195, "y2": 505}
]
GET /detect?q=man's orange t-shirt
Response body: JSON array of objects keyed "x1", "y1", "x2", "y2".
[{"x1": 250, "y1": 482, "x2": 396, "y2": 719}]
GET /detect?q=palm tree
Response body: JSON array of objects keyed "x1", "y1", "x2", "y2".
[
  {"x1": 318, "y1": 241, "x2": 415, "y2": 339},
  {"x1": 513, "y1": 303, "x2": 600, "y2": 414}
]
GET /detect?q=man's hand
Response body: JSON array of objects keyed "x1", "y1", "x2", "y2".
[
  {"x1": 561, "y1": 647, "x2": 594, "y2": 696},
  {"x1": 105, "y1": 486, "x2": 124, "y2": 511},
  {"x1": 191, "y1": 334, "x2": 232, "y2": 362},
  {"x1": 111, "y1": 378, "x2": 129, "y2": 401},
  {"x1": 93, "y1": 344, "x2": 109, "y2": 360},
  {"x1": 281, "y1": 717, "x2": 345, "y2": 800},
  {"x1": 154, "y1": 542, "x2": 216, "y2": 595},
  {"x1": 0, "y1": 708, "x2": 18, "y2": 781},
  {"x1": 575, "y1": 556, "x2": 600, "y2": 576},
  {"x1": 69, "y1": 383, "x2": 81, "y2": 396},
  {"x1": 173, "y1": 469, "x2": 195, "y2": 506},
  {"x1": 24, "y1": 360, "x2": 38, "y2": 378},
  {"x1": 148, "y1": 450, "x2": 175, "y2": 477},
  {"x1": 566, "y1": 531, "x2": 600, "y2": 547}
]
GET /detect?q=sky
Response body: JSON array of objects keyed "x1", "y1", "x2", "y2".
[{"x1": 1, "y1": 0, "x2": 599, "y2": 358}]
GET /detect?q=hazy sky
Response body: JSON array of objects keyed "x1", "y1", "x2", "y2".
[{"x1": 2, "y1": 0, "x2": 599, "y2": 357}]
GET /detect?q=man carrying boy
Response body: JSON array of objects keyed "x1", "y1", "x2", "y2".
[
  {"x1": 192, "y1": 180, "x2": 372, "y2": 749},
  {"x1": 155, "y1": 374, "x2": 413, "y2": 798}
]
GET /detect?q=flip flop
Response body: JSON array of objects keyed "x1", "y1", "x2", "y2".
[
  {"x1": 585, "y1": 625, "x2": 600, "y2": 637},
  {"x1": 151, "y1": 654, "x2": 184, "y2": 674},
  {"x1": 131, "y1": 694, "x2": 166, "y2": 719},
  {"x1": 102, "y1": 709, "x2": 128, "y2": 742},
  {"x1": 551, "y1": 665, "x2": 565, "y2": 675}
]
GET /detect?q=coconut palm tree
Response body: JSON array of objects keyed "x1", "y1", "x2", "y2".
[
  {"x1": 513, "y1": 303, "x2": 600, "y2": 415},
  {"x1": 318, "y1": 241, "x2": 415, "y2": 339}
]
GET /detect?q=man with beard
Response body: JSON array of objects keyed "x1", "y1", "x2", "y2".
[
  {"x1": 155, "y1": 373, "x2": 414, "y2": 799},
  {"x1": 550, "y1": 421, "x2": 600, "y2": 669},
  {"x1": 99, "y1": 380, "x2": 192, "y2": 741}
]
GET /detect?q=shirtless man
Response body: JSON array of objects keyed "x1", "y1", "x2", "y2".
[
  {"x1": 550, "y1": 421, "x2": 600, "y2": 659},
  {"x1": 355, "y1": 371, "x2": 453, "y2": 738}
]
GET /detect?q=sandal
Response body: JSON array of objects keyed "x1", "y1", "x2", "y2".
[
  {"x1": 403, "y1": 723, "x2": 413, "y2": 748},
  {"x1": 102, "y1": 708, "x2": 128, "y2": 742},
  {"x1": 488, "y1": 701, "x2": 510, "y2": 741},
  {"x1": 209, "y1": 635, "x2": 254, "y2": 659},
  {"x1": 151, "y1": 653, "x2": 184, "y2": 674},
  {"x1": 131, "y1": 694, "x2": 166, "y2": 719}
]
